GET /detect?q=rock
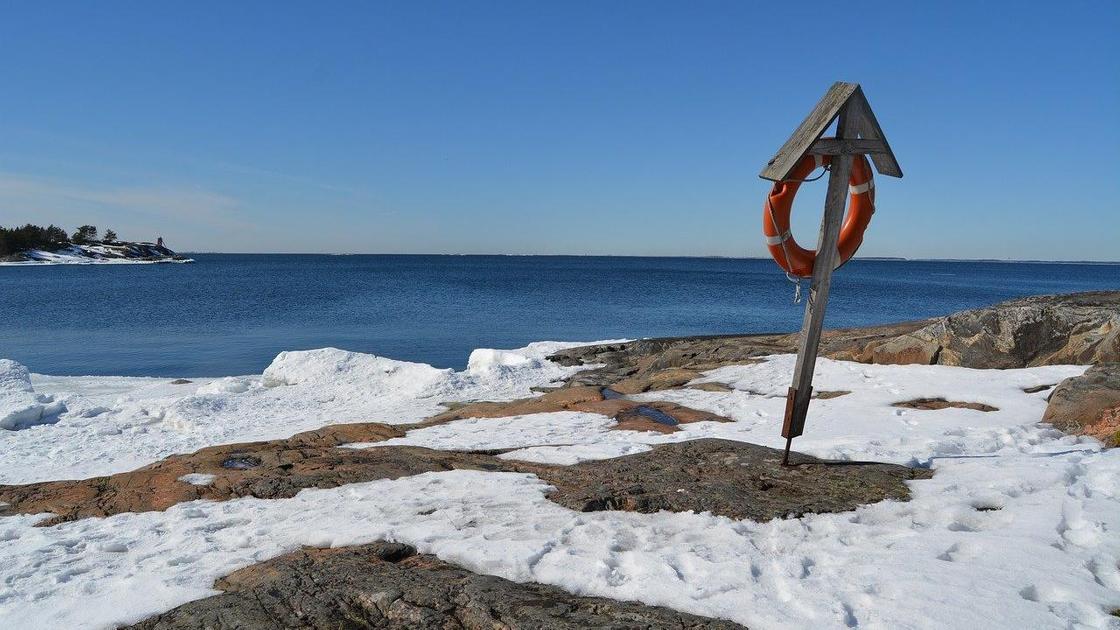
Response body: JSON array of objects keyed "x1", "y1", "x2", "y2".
[
  {"x1": 543, "y1": 439, "x2": 930, "y2": 521},
  {"x1": 424, "y1": 385, "x2": 733, "y2": 434},
  {"x1": 550, "y1": 292, "x2": 1120, "y2": 388},
  {"x1": 846, "y1": 291, "x2": 1120, "y2": 368},
  {"x1": 553, "y1": 322, "x2": 931, "y2": 388},
  {"x1": 610, "y1": 367, "x2": 703, "y2": 394},
  {"x1": 1043, "y1": 364, "x2": 1120, "y2": 447},
  {"x1": 0, "y1": 422, "x2": 419, "y2": 525},
  {"x1": 126, "y1": 541, "x2": 746, "y2": 629},
  {"x1": 891, "y1": 398, "x2": 998, "y2": 412},
  {"x1": 0, "y1": 437, "x2": 927, "y2": 525},
  {"x1": 688, "y1": 381, "x2": 734, "y2": 392}
]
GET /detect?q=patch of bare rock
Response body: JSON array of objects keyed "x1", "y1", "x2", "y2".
[
  {"x1": 544, "y1": 439, "x2": 930, "y2": 520},
  {"x1": 891, "y1": 398, "x2": 998, "y2": 412},
  {"x1": 428, "y1": 385, "x2": 732, "y2": 434},
  {"x1": 1043, "y1": 363, "x2": 1120, "y2": 447},
  {"x1": 125, "y1": 541, "x2": 746, "y2": 630},
  {"x1": 0, "y1": 435, "x2": 926, "y2": 526}
]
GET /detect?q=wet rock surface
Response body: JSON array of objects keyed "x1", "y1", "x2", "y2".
[
  {"x1": 1044, "y1": 364, "x2": 1120, "y2": 447},
  {"x1": 126, "y1": 541, "x2": 746, "y2": 630}
]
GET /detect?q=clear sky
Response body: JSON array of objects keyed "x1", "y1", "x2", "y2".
[{"x1": 1, "y1": 1, "x2": 1117, "y2": 260}]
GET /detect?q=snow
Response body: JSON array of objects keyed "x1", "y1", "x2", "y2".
[
  {"x1": 262, "y1": 347, "x2": 454, "y2": 394},
  {"x1": 177, "y1": 473, "x2": 216, "y2": 486},
  {"x1": 1, "y1": 349, "x2": 1118, "y2": 629},
  {"x1": 0, "y1": 360, "x2": 66, "y2": 431},
  {"x1": 352, "y1": 355, "x2": 1090, "y2": 469},
  {"x1": 0, "y1": 341, "x2": 614, "y2": 484},
  {"x1": 0, "y1": 244, "x2": 193, "y2": 265}
]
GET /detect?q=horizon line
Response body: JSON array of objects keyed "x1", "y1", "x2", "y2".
[{"x1": 176, "y1": 252, "x2": 1120, "y2": 265}]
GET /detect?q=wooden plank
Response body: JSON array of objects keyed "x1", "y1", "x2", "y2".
[
  {"x1": 848, "y1": 87, "x2": 903, "y2": 178},
  {"x1": 808, "y1": 137, "x2": 889, "y2": 155},
  {"x1": 781, "y1": 101, "x2": 860, "y2": 460},
  {"x1": 759, "y1": 82, "x2": 859, "y2": 181}
]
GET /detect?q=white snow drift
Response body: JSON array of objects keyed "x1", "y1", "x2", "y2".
[
  {"x1": 0, "y1": 341, "x2": 614, "y2": 484},
  {"x1": 0, "y1": 359, "x2": 66, "y2": 431}
]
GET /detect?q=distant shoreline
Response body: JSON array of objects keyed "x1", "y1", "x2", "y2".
[
  {"x1": 1, "y1": 241, "x2": 193, "y2": 266},
  {"x1": 175, "y1": 252, "x2": 1120, "y2": 265}
]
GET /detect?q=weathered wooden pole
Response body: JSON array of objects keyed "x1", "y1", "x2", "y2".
[
  {"x1": 779, "y1": 102, "x2": 859, "y2": 463},
  {"x1": 758, "y1": 82, "x2": 903, "y2": 465}
]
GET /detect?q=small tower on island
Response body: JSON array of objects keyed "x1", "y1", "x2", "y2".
[{"x1": 157, "y1": 236, "x2": 164, "y2": 248}]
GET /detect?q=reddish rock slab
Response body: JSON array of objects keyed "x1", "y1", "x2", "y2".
[
  {"x1": 1044, "y1": 364, "x2": 1120, "y2": 447},
  {"x1": 126, "y1": 541, "x2": 746, "y2": 629}
]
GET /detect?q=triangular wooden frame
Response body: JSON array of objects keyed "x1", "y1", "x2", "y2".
[{"x1": 759, "y1": 82, "x2": 902, "y2": 182}]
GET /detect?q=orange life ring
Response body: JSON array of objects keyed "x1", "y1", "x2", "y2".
[{"x1": 762, "y1": 154, "x2": 875, "y2": 278}]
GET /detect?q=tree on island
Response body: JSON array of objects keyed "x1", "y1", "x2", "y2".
[
  {"x1": 71, "y1": 225, "x2": 98, "y2": 244},
  {"x1": 45, "y1": 225, "x2": 68, "y2": 244},
  {"x1": 0, "y1": 223, "x2": 70, "y2": 256},
  {"x1": 104, "y1": 229, "x2": 118, "y2": 243}
]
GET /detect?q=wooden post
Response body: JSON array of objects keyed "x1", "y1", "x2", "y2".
[
  {"x1": 760, "y1": 82, "x2": 902, "y2": 464},
  {"x1": 780, "y1": 102, "x2": 859, "y2": 464}
]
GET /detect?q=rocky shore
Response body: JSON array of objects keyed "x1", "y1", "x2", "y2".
[
  {"x1": 0, "y1": 291, "x2": 1117, "y2": 628},
  {"x1": 551, "y1": 291, "x2": 1119, "y2": 446},
  {"x1": 0, "y1": 240, "x2": 192, "y2": 265}
]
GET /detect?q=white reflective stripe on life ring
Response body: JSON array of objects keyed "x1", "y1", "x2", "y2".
[
  {"x1": 765, "y1": 230, "x2": 792, "y2": 246},
  {"x1": 849, "y1": 179, "x2": 875, "y2": 195}
]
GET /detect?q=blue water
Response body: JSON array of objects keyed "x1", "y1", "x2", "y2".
[{"x1": 1, "y1": 255, "x2": 1116, "y2": 377}]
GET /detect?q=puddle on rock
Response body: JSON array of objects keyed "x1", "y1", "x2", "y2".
[{"x1": 221, "y1": 455, "x2": 262, "y2": 470}]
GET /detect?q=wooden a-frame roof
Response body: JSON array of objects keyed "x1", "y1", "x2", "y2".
[{"x1": 759, "y1": 82, "x2": 902, "y2": 182}]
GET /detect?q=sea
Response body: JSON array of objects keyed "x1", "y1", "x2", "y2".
[{"x1": 2, "y1": 255, "x2": 1116, "y2": 377}]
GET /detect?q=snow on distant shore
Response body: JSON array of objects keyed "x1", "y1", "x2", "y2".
[
  {"x1": 0, "y1": 348, "x2": 1117, "y2": 629},
  {"x1": 0, "y1": 243, "x2": 192, "y2": 265},
  {"x1": 0, "y1": 341, "x2": 615, "y2": 484}
]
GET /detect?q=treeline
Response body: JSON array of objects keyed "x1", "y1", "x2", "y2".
[{"x1": 0, "y1": 224, "x2": 119, "y2": 256}]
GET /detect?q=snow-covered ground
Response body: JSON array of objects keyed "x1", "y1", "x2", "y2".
[
  {"x1": 1, "y1": 348, "x2": 1117, "y2": 629},
  {"x1": 0, "y1": 243, "x2": 193, "y2": 265},
  {"x1": 0, "y1": 342, "x2": 610, "y2": 484}
]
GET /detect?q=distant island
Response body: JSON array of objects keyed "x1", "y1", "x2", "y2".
[{"x1": 0, "y1": 224, "x2": 192, "y2": 265}]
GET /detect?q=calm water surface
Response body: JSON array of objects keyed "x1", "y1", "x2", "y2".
[{"x1": 2, "y1": 255, "x2": 1116, "y2": 376}]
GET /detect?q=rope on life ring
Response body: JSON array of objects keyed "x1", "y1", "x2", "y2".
[{"x1": 762, "y1": 154, "x2": 875, "y2": 279}]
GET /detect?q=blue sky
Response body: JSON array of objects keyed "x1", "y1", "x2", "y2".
[{"x1": 1, "y1": 1, "x2": 1117, "y2": 260}]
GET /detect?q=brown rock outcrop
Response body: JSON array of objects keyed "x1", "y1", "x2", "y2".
[
  {"x1": 1043, "y1": 364, "x2": 1120, "y2": 447},
  {"x1": 550, "y1": 292, "x2": 1120, "y2": 388},
  {"x1": 126, "y1": 541, "x2": 746, "y2": 629},
  {"x1": 846, "y1": 292, "x2": 1120, "y2": 368}
]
